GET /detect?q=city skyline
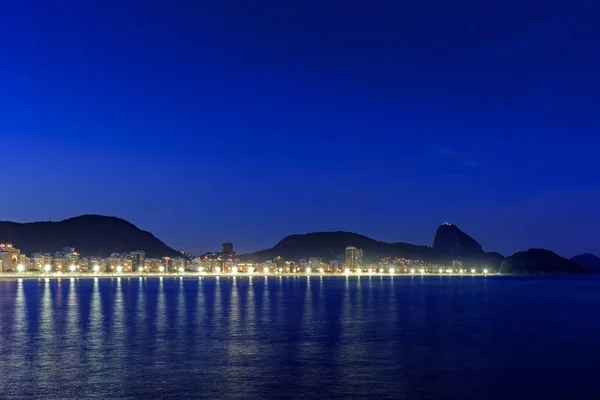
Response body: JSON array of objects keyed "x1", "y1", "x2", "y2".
[{"x1": 2, "y1": 1, "x2": 600, "y2": 258}]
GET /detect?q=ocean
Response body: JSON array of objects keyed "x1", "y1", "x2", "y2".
[{"x1": 1, "y1": 276, "x2": 599, "y2": 399}]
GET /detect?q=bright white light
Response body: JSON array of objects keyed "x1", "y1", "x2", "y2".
[
  {"x1": 471, "y1": 269, "x2": 476, "y2": 274},
  {"x1": 17, "y1": 264, "x2": 25, "y2": 273},
  {"x1": 306, "y1": 268, "x2": 311, "y2": 274},
  {"x1": 178, "y1": 267, "x2": 185, "y2": 273},
  {"x1": 158, "y1": 266, "x2": 165, "y2": 273},
  {"x1": 248, "y1": 267, "x2": 254, "y2": 274},
  {"x1": 116, "y1": 265, "x2": 123, "y2": 273},
  {"x1": 410, "y1": 268, "x2": 415, "y2": 274},
  {"x1": 419, "y1": 268, "x2": 425, "y2": 274},
  {"x1": 93, "y1": 265, "x2": 100, "y2": 273},
  {"x1": 368, "y1": 268, "x2": 373, "y2": 274},
  {"x1": 439, "y1": 269, "x2": 443, "y2": 274},
  {"x1": 390, "y1": 268, "x2": 395, "y2": 275},
  {"x1": 446, "y1": 269, "x2": 453, "y2": 273},
  {"x1": 69, "y1": 265, "x2": 76, "y2": 272},
  {"x1": 357, "y1": 269, "x2": 362, "y2": 275},
  {"x1": 263, "y1": 267, "x2": 269, "y2": 274},
  {"x1": 44, "y1": 264, "x2": 51, "y2": 273},
  {"x1": 483, "y1": 269, "x2": 489, "y2": 274},
  {"x1": 460, "y1": 269, "x2": 465, "y2": 274},
  {"x1": 215, "y1": 267, "x2": 221, "y2": 273},
  {"x1": 139, "y1": 267, "x2": 144, "y2": 272},
  {"x1": 379, "y1": 268, "x2": 384, "y2": 273},
  {"x1": 231, "y1": 267, "x2": 238, "y2": 274},
  {"x1": 344, "y1": 268, "x2": 350, "y2": 275},
  {"x1": 319, "y1": 268, "x2": 324, "y2": 274}
]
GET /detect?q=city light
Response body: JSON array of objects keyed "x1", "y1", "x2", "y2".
[
  {"x1": 17, "y1": 264, "x2": 24, "y2": 273},
  {"x1": 439, "y1": 269, "x2": 443, "y2": 273},
  {"x1": 483, "y1": 269, "x2": 489, "y2": 274},
  {"x1": 419, "y1": 268, "x2": 425, "y2": 274},
  {"x1": 44, "y1": 264, "x2": 51, "y2": 273},
  {"x1": 446, "y1": 269, "x2": 453, "y2": 273},
  {"x1": 471, "y1": 269, "x2": 476, "y2": 274},
  {"x1": 344, "y1": 268, "x2": 350, "y2": 275},
  {"x1": 357, "y1": 269, "x2": 362, "y2": 275},
  {"x1": 410, "y1": 268, "x2": 415, "y2": 274},
  {"x1": 70, "y1": 265, "x2": 76, "y2": 272},
  {"x1": 319, "y1": 268, "x2": 324, "y2": 274},
  {"x1": 460, "y1": 269, "x2": 465, "y2": 274},
  {"x1": 306, "y1": 268, "x2": 311, "y2": 274},
  {"x1": 263, "y1": 267, "x2": 269, "y2": 274},
  {"x1": 116, "y1": 265, "x2": 123, "y2": 273},
  {"x1": 390, "y1": 268, "x2": 395, "y2": 275},
  {"x1": 139, "y1": 267, "x2": 144, "y2": 272},
  {"x1": 379, "y1": 268, "x2": 384, "y2": 273},
  {"x1": 159, "y1": 266, "x2": 165, "y2": 273},
  {"x1": 368, "y1": 268, "x2": 373, "y2": 274},
  {"x1": 93, "y1": 265, "x2": 100, "y2": 273},
  {"x1": 197, "y1": 267, "x2": 202, "y2": 272},
  {"x1": 215, "y1": 267, "x2": 221, "y2": 273},
  {"x1": 178, "y1": 267, "x2": 184, "y2": 273},
  {"x1": 248, "y1": 267, "x2": 254, "y2": 274},
  {"x1": 231, "y1": 266, "x2": 238, "y2": 274}
]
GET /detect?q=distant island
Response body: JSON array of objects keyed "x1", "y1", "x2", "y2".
[{"x1": 0, "y1": 214, "x2": 596, "y2": 275}]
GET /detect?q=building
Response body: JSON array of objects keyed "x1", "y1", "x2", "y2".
[
  {"x1": 222, "y1": 242, "x2": 234, "y2": 255},
  {"x1": 130, "y1": 251, "x2": 146, "y2": 271},
  {"x1": 345, "y1": 246, "x2": 358, "y2": 270},
  {"x1": 0, "y1": 243, "x2": 20, "y2": 272},
  {"x1": 452, "y1": 260, "x2": 464, "y2": 271}
]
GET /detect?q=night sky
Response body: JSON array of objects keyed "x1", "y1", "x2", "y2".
[{"x1": 1, "y1": 1, "x2": 599, "y2": 257}]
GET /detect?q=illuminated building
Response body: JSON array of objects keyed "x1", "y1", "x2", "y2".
[
  {"x1": 452, "y1": 260, "x2": 463, "y2": 271},
  {"x1": 345, "y1": 246, "x2": 357, "y2": 270},
  {"x1": 0, "y1": 243, "x2": 20, "y2": 272}
]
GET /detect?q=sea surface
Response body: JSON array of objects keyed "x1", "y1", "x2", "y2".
[{"x1": 1, "y1": 276, "x2": 599, "y2": 399}]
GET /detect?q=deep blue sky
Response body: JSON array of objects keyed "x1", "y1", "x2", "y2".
[{"x1": 1, "y1": 1, "x2": 599, "y2": 257}]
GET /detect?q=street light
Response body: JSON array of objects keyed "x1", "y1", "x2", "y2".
[
  {"x1": 139, "y1": 267, "x2": 144, "y2": 273},
  {"x1": 70, "y1": 265, "x2": 76, "y2": 272},
  {"x1": 483, "y1": 269, "x2": 489, "y2": 274},
  {"x1": 44, "y1": 264, "x2": 51, "y2": 273},
  {"x1": 319, "y1": 268, "x2": 324, "y2": 274},
  {"x1": 178, "y1": 267, "x2": 185, "y2": 273},
  {"x1": 116, "y1": 265, "x2": 123, "y2": 273},
  {"x1": 306, "y1": 268, "x2": 311, "y2": 274},
  {"x1": 389, "y1": 268, "x2": 395, "y2": 275},
  {"x1": 248, "y1": 267, "x2": 254, "y2": 274},
  {"x1": 419, "y1": 268, "x2": 425, "y2": 274},
  {"x1": 263, "y1": 267, "x2": 269, "y2": 274},
  {"x1": 93, "y1": 265, "x2": 100, "y2": 273},
  {"x1": 215, "y1": 267, "x2": 221, "y2": 274},
  {"x1": 410, "y1": 268, "x2": 415, "y2": 274},
  {"x1": 158, "y1": 266, "x2": 165, "y2": 273},
  {"x1": 17, "y1": 264, "x2": 25, "y2": 273},
  {"x1": 471, "y1": 269, "x2": 476, "y2": 274}
]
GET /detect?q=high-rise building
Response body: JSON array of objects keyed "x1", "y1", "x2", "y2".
[
  {"x1": 131, "y1": 251, "x2": 146, "y2": 271},
  {"x1": 222, "y1": 242, "x2": 234, "y2": 255},
  {"x1": 345, "y1": 246, "x2": 357, "y2": 270}
]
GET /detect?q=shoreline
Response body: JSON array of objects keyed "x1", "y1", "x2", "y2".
[{"x1": 0, "y1": 272, "x2": 497, "y2": 280}]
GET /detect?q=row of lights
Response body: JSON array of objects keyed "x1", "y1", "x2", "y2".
[{"x1": 18, "y1": 264, "x2": 489, "y2": 276}]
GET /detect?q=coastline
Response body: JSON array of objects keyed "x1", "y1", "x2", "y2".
[{"x1": 0, "y1": 272, "x2": 498, "y2": 280}]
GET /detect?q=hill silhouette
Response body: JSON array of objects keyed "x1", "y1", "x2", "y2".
[
  {"x1": 0, "y1": 215, "x2": 179, "y2": 258},
  {"x1": 432, "y1": 223, "x2": 484, "y2": 259},
  {"x1": 571, "y1": 253, "x2": 600, "y2": 274},
  {"x1": 245, "y1": 225, "x2": 500, "y2": 267},
  {"x1": 500, "y1": 249, "x2": 589, "y2": 275},
  {"x1": 247, "y1": 231, "x2": 433, "y2": 262}
]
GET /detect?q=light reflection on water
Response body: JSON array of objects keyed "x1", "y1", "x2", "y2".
[{"x1": 1, "y1": 276, "x2": 600, "y2": 399}]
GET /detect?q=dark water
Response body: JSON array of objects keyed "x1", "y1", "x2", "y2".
[{"x1": 1, "y1": 276, "x2": 599, "y2": 399}]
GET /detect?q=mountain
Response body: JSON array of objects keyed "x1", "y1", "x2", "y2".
[
  {"x1": 571, "y1": 253, "x2": 600, "y2": 274},
  {"x1": 246, "y1": 231, "x2": 433, "y2": 263},
  {"x1": 0, "y1": 215, "x2": 179, "y2": 258},
  {"x1": 432, "y1": 222, "x2": 484, "y2": 259},
  {"x1": 500, "y1": 249, "x2": 589, "y2": 275}
]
